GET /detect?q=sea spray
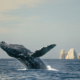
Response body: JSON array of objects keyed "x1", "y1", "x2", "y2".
[{"x1": 47, "y1": 65, "x2": 58, "y2": 71}]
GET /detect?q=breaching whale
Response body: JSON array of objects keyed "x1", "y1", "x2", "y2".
[{"x1": 0, "y1": 41, "x2": 56, "y2": 69}]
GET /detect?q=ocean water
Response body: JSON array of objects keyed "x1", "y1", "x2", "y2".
[{"x1": 0, "y1": 59, "x2": 80, "y2": 80}]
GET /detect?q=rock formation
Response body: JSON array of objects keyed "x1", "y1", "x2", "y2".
[
  {"x1": 77, "y1": 53, "x2": 80, "y2": 59},
  {"x1": 66, "y1": 48, "x2": 78, "y2": 59},
  {"x1": 59, "y1": 49, "x2": 67, "y2": 59}
]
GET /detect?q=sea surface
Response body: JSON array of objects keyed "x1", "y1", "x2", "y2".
[{"x1": 0, "y1": 59, "x2": 80, "y2": 80}]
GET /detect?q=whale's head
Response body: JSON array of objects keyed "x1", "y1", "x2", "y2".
[
  {"x1": 0, "y1": 41, "x2": 29, "y2": 58},
  {"x1": 0, "y1": 41, "x2": 21, "y2": 57},
  {"x1": 0, "y1": 41, "x2": 9, "y2": 49},
  {"x1": 0, "y1": 41, "x2": 13, "y2": 56}
]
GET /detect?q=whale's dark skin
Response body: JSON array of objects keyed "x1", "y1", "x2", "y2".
[{"x1": 0, "y1": 41, "x2": 56, "y2": 69}]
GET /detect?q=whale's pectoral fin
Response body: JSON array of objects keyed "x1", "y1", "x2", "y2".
[{"x1": 31, "y1": 44, "x2": 56, "y2": 57}]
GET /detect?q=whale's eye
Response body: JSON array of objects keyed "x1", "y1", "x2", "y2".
[{"x1": 1, "y1": 41, "x2": 5, "y2": 43}]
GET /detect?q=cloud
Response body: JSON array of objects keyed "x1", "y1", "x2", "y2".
[
  {"x1": 0, "y1": 27, "x2": 22, "y2": 34},
  {"x1": 0, "y1": 27, "x2": 10, "y2": 34},
  {"x1": 0, "y1": 0, "x2": 46, "y2": 12},
  {"x1": 25, "y1": 16, "x2": 40, "y2": 21},
  {"x1": 0, "y1": 0, "x2": 43, "y2": 21},
  {"x1": 0, "y1": 13, "x2": 40, "y2": 21},
  {"x1": 0, "y1": 14, "x2": 19, "y2": 21}
]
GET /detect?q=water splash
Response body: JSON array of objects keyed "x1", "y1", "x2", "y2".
[
  {"x1": 47, "y1": 65, "x2": 58, "y2": 71},
  {"x1": 17, "y1": 65, "x2": 58, "y2": 71},
  {"x1": 17, "y1": 68, "x2": 27, "y2": 70}
]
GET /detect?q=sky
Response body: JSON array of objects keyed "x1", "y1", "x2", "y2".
[{"x1": 0, "y1": 0, "x2": 80, "y2": 59}]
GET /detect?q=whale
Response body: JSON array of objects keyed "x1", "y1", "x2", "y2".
[{"x1": 0, "y1": 41, "x2": 56, "y2": 69}]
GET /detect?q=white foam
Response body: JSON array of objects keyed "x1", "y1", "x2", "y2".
[
  {"x1": 17, "y1": 68, "x2": 27, "y2": 70},
  {"x1": 47, "y1": 65, "x2": 59, "y2": 71},
  {"x1": 17, "y1": 66, "x2": 58, "y2": 71}
]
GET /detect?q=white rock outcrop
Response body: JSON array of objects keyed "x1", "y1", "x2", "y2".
[
  {"x1": 77, "y1": 53, "x2": 80, "y2": 59},
  {"x1": 59, "y1": 49, "x2": 67, "y2": 59},
  {"x1": 66, "y1": 48, "x2": 77, "y2": 59}
]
